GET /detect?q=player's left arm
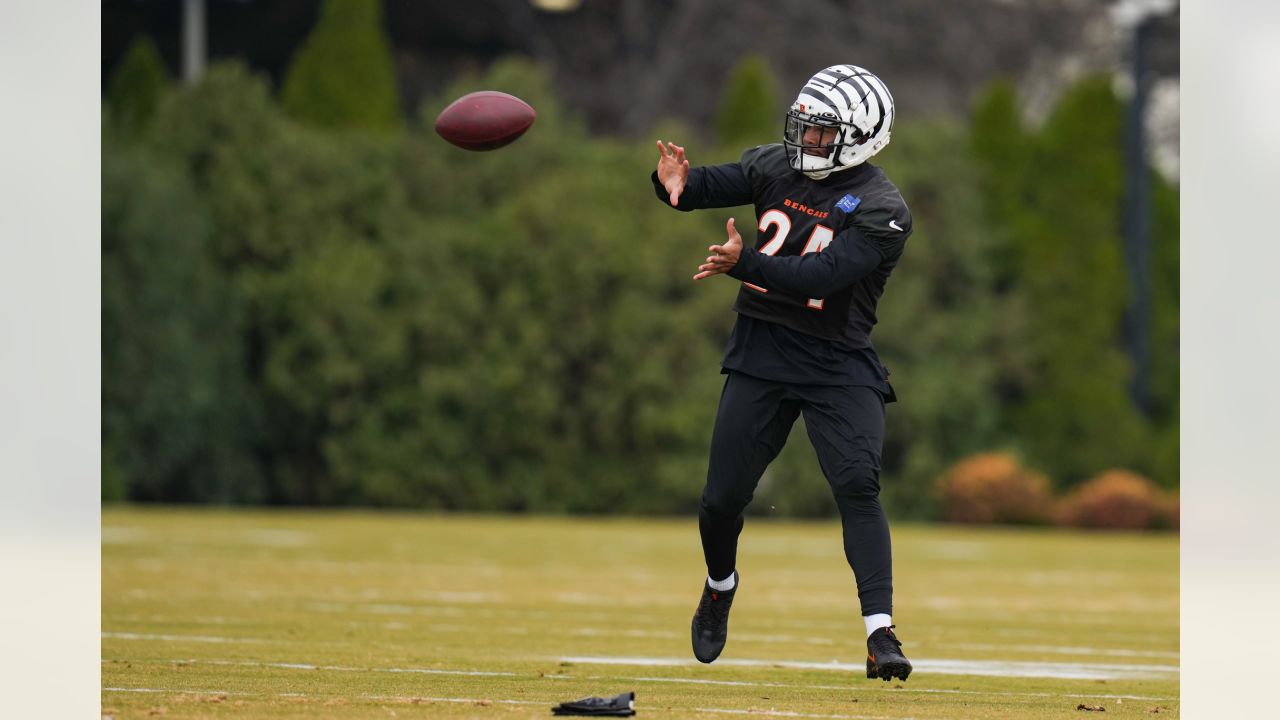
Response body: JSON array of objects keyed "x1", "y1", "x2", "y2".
[
  {"x1": 653, "y1": 140, "x2": 754, "y2": 210},
  {"x1": 696, "y1": 210, "x2": 911, "y2": 296}
]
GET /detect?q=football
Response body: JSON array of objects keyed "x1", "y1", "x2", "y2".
[{"x1": 434, "y1": 91, "x2": 537, "y2": 151}]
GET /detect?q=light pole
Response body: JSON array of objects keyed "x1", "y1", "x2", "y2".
[
  {"x1": 182, "y1": 0, "x2": 206, "y2": 85},
  {"x1": 1111, "y1": 0, "x2": 1174, "y2": 417}
]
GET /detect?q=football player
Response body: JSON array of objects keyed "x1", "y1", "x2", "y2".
[{"x1": 653, "y1": 64, "x2": 913, "y2": 682}]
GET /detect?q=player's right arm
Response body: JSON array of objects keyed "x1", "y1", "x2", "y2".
[{"x1": 652, "y1": 140, "x2": 753, "y2": 211}]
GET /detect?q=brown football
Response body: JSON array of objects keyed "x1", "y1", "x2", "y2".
[{"x1": 434, "y1": 91, "x2": 536, "y2": 151}]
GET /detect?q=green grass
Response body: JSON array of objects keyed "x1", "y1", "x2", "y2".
[{"x1": 102, "y1": 508, "x2": 1178, "y2": 718}]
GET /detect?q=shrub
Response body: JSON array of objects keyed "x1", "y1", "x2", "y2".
[
  {"x1": 1052, "y1": 469, "x2": 1166, "y2": 530},
  {"x1": 936, "y1": 452, "x2": 1052, "y2": 524}
]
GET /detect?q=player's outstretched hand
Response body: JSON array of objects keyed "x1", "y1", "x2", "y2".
[
  {"x1": 694, "y1": 218, "x2": 744, "y2": 280},
  {"x1": 656, "y1": 140, "x2": 690, "y2": 206}
]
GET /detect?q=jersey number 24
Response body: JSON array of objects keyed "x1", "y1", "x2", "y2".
[{"x1": 744, "y1": 209, "x2": 833, "y2": 310}]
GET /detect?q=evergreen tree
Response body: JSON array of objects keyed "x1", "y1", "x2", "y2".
[
  {"x1": 969, "y1": 80, "x2": 1033, "y2": 287},
  {"x1": 105, "y1": 35, "x2": 170, "y2": 136},
  {"x1": 968, "y1": 76, "x2": 1179, "y2": 490},
  {"x1": 715, "y1": 55, "x2": 781, "y2": 151},
  {"x1": 997, "y1": 78, "x2": 1152, "y2": 486},
  {"x1": 281, "y1": 0, "x2": 402, "y2": 132}
]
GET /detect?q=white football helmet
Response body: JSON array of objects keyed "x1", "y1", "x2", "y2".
[{"x1": 784, "y1": 64, "x2": 895, "y2": 179}]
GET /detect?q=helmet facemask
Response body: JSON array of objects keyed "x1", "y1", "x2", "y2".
[{"x1": 783, "y1": 107, "x2": 870, "y2": 180}]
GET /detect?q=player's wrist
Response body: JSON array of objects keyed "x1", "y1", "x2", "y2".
[{"x1": 727, "y1": 247, "x2": 758, "y2": 281}]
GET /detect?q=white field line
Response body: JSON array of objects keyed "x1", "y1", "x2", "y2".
[
  {"x1": 944, "y1": 642, "x2": 1179, "y2": 659},
  {"x1": 916, "y1": 658, "x2": 1176, "y2": 680},
  {"x1": 693, "y1": 709, "x2": 904, "y2": 720},
  {"x1": 102, "y1": 632, "x2": 272, "y2": 644},
  {"x1": 101, "y1": 526, "x2": 313, "y2": 547},
  {"x1": 101, "y1": 687, "x2": 899, "y2": 717},
  {"x1": 102, "y1": 687, "x2": 545, "y2": 707},
  {"x1": 294, "y1": 597, "x2": 1172, "y2": 640},
  {"x1": 364, "y1": 695, "x2": 547, "y2": 707},
  {"x1": 103, "y1": 687, "x2": 241, "y2": 695},
  {"x1": 300, "y1": 600, "x2": 675, "y2": 626},
  {"x1": 105, "y1": 614, "x2": 835, "y2": 649},
  {"x1": 735, "y1": 633, "x2": 836, "y2": 645},
  {"x1": 373, "y1": 693, "x2": 892, "y2": 718},
  {"x1": 108, "y1": 614, "x2": 243, "y2": 625},
  {"x1": 102, "y1": 657, "x2": 1178, "y2": 702},
  {"x1": 606, "y1": 676, "x2": 1175, "y2": 702},
  {"x1": 558, "y1": 655, "x2": 1178, "y2": 681},
  {"x1": 571, "y1": 627, "x2": 681, "y2": 640},
  {"x1": 129, "y1": 658, "x2": 518, "y2": 677}
]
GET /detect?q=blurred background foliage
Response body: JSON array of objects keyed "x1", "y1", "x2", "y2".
[{"x1": 102, "y1": 2, "x2": 1178, "y2": 521}]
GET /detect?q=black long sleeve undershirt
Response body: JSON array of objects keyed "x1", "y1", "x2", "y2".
[
  {"x1": 651, "y1": 165, "x2": 753, "y2": 211},
  {"x1": 727, "y1": 227, "x2": 886, "y2": 298}
]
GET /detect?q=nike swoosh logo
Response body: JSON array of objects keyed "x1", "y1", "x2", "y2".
[{"x1": 889, "y1": 220, "x2": 904, "y2": 231}]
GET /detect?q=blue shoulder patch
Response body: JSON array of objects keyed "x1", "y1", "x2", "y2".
[{"x1": 835, "y1": 194, "x2": 861, "y2": 213}]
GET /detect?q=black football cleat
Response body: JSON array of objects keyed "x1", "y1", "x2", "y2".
[
  {"x1": 691, "y1": 572, "x2": 739, "y2": 663},
  {"x1": 866, "y1": 625, "x2": 912, "y2": 681}
]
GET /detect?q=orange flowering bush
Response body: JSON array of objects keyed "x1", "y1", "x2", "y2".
[
  {"x1": 1052, "y1": 469, "x2": 1168, "y2": 530},
  {"x1": 936, "y1": 452, "x2": 1052, "y2": 525}
]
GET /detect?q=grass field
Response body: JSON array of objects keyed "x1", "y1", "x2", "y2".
[{"x1": 102, "y1": 508, "x2": 1178, "y2": 719}]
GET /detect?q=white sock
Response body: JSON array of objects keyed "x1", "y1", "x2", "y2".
[
  {"x1": 864, "y1": 613, "x2": 892, "y2": 638},
  {"x1": 707, "y1": 572, "x2": 736, "y2": 592}
]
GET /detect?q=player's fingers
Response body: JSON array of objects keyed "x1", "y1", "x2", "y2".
[{"x1": 670, "y1": 189, "x2": 681, "y2": 205}]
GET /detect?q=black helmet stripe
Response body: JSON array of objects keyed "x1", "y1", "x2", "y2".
[
  {"x1": 849, "y1": 74, "x2": 889, "y2": 137},
  {"x1": 867, "y1": 73, "x2": 895, "y2": 129},
  {"x1": 831, "y1": 66, "x2": 870, "y2": 97},
  {"x1": 799, "y1": 83, "x2": 847, "y2": 115},
  {"x1": 822, "y1": 78, "x2": 860, "y2": 112},
  {"x1": 855, "y1": 71, "x2": 892, "y2": 110},
  {"x1": 810, "y1": 70, "x2": 861, "y2": 110},
  {"x1": 866, "y1": 72, "x2": 894, "y2": 132},
  {"x1": 848, "y1": 75, "x2": 879, "y2": 118},
  {"x1": 837, "y1": 76, "x2": 870, "y2": 111}
]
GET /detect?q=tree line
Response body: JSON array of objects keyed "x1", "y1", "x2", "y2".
[{"x1": 102, "y1": 6, "x2": 1177, "y2": 518}]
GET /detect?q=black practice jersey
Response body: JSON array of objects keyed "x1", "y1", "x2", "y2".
[{"x1": 652, "y1": 143, "x2": 911, "y2": 390}]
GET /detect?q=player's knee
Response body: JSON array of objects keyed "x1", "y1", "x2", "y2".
[
  {"x1": 830, "y1": 462, "x2": 881, "y2": 502},
  {"x1": 700, "y1": 487, "x2": 753, "y2": 518}
]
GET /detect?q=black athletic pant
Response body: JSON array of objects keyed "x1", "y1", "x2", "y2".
[{"x1": 698, "y1": 370, "x2": 893, "y2": 616}]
